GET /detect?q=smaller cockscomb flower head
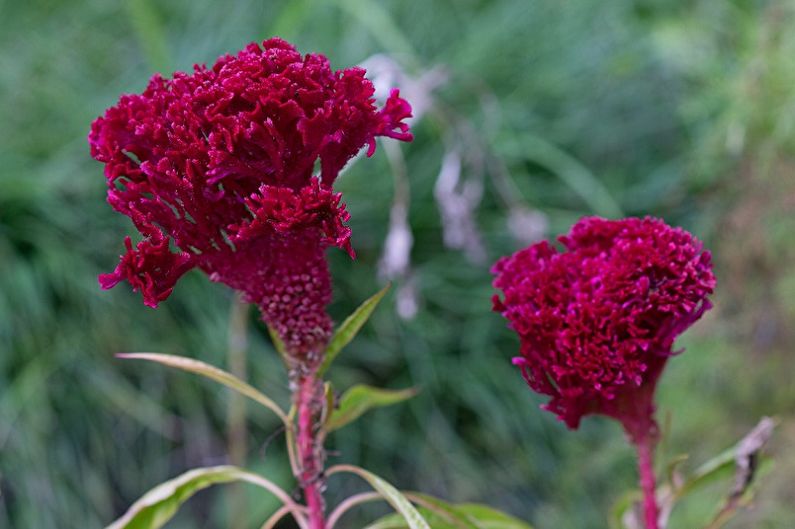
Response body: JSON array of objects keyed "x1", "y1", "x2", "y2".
[
  {"x1": 492, "y1": 216, "x2": 715, "y2": 439},
  {"x1": 90, "y1": 38, "x2": 412, "y2": 356}
]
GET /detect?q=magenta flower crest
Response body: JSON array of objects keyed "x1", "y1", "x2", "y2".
[
  {"x1": 90, "y1": 38, "x2": 412, "y2": 356},
  {"x1": 492, "y1": 216, "x2": 715, "y2": 439}
]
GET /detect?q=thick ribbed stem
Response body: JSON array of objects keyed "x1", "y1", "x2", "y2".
[
  {"x1": 635, "y1": 437, "x2": 660, "y2": 529},
  {"x1": 294, "y1": 367, "x2": 326, "y2": 529}
]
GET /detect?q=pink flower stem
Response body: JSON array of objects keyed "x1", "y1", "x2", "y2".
[
  {"x1": 635, "y1": 435, "x2": 660, "y2": 529},
  {"x1": 294, "y1": 365, "x2": 326, "y2": 529}
]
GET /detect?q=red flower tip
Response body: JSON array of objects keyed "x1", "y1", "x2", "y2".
[
  {"x1": 232, "y1": 178, "x2": 354, "y2": 258},
  {"x1": 492, "y1": 216, "x2": 715, "y2": 439},
  {"x1": 90, "y1": 38, "x2": 411, "y2": 354},
  {"x1": 99, "y1": 235, "x2": 193, "y2": 309},
  {"x1": 378, "y1": 89, "x2": 414, "y2": 142}
]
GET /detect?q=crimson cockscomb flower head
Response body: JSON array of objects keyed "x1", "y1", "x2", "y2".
[
  {"x1": 90, "y1": 38, "x2": 412, "y2": 356},
  {"x1": 492, "y1": 216, "x2": 715, "y2": 440}
]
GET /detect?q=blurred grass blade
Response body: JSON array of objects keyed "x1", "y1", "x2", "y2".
[
  {"x1": 502, "y1": 134, "x2": 623, "y2": 218},
  {"x1": 126, "y1": 0, "x2": 170, "y2": 72},
  {"x1": 268, "y1": 0, "x2": 313, "y2": 40},
  {"x1": 609, "y1": 490, "x2": 642, "y2": 529},
  {"x1": 226, "y1": 295, "x2": 249, "y2": 529},
  {"x1": 105, "y1": 465, "x2": 303, "y2": 529},
  {"x1": 327, "y1": 465, "x2": 430, "y2": 529},
  {"x1": 117, "y1": 353, "x2": 288, "y2": 424},
  {"x1": 319, "y1": 283, "x2": 390, "y2": 376},
  {"x1": 91, "y1": 370, "x2": 181, "y2": 440},
  {"x1": 337, "y1": 0, "x2": 417, "y2": 65},
  {"x1": 326, "y1": 384, "x2": 417, "y2": 432}
]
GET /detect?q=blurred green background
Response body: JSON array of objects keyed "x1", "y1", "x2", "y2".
[{"x1": 1, "y1": 0, "x2": 794, "y2": 527}]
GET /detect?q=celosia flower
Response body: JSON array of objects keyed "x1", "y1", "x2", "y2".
[
  {"x1": 90, "y1": 38, "x2": 412, "y2": 356},
  {"x1": 492, "y1": 216, "x2": 715, "y2": 440}
]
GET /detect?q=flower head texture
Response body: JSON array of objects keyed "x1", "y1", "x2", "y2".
[
  {"x1": 492, "y1": 217, "x2": 715, "y2": 439},
  {"x1": 90, "y1": 38, "x2": 412, "y2": 356}
]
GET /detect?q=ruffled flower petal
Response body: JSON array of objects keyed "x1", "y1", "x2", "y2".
[
  {"x1": 90, "y1": 38, "x2": 412, "y2": 355},
  {"x1": 492, "y1": 216, "x2": 715, "y2": 434},
  {"x1": 99, "y1": 234, "x2": 194, "y2": 309}
]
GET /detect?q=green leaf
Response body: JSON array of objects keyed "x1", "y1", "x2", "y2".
[
  {"x1": 365, "y1": 511, "x2": 460, "y2": 529},
  {"x1": 126, "y1": 0, "x2": 170, "y2": 72},
  {"x1": 405, "y1": 493, "x2": 479, "y2": 529},
  {"x1": 455, "y1": 503, "x2": 534, "y2": 529},
  {"x1": 676, "y1": 448, "x2": 736, "y2": 498},
  {"x1": 319, "y1": 283, "x2": 391, "y2": 376},
  {"x1": 328, "y1": 465, "x2": 430, "y2": 529},
  {"x1": 105, "y1": 466, "x2": 299, "y2": 529},
  {"x1": 363, "y1": 494, "x2": 533, "y2": 529},
  {"x1": 265, "y1": 323, "x2": 290, "y2": 364},
  {"x1": 325, "y1": 384, "x2": 417, "y2": 432},
  {"x1": 117, "y1": 353, "x2": 288, "y2": 424}
]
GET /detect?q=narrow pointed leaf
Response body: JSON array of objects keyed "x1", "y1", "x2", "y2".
[
  {"x1": 319, "y1": 283, "x2": 390, "y2": 375},
  {"x1": 117, "y1": 353, "x2": 287, "y2": 424},
  {"x1": 321, "y1": 381, "x2": 335, "y2": 425},
  {"x1": 328, "y1": 464, "x2": 430, "y2": 529},
  {"x1": 266, "y1": 322, "x2": 290, "y2": 363},
  {"x1": 325, "y1": 384, "x2": 417, "y2": 432},
  {"x1": 105, "y1": 465, "x2": 301, "y2": 529}
]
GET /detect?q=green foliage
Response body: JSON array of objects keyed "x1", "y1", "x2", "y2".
[
  {"x1": 497, "y1": 134, "x2": 623, "y2": 218},
  {"x1": 329, "y1": 465, "x2": 431, "y2": 529},
  {"x1": 326, "y1": 384, "x2": 418, "y2": 432},
  {"x1": 265, "y1": 323, "x2": 290, "y2": 364},
  {"x1": 104, "y1": 465, "x2": 298, "y2": 529},
  {"x1": 1, "y1": 1, "x2": 793, "y2": 528},
  {"x1": 320, "y1": 283, "x2": 391, "y2": 376},
  {"x1": 117, "y1": 353, "x2": 288, "y2": 424},
  {"x1": 366, "y1": 494, "x2": 534, "y2": 529},
  {"x1": 611, "y1": 418, "x2": 776, "y2": 528}
]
